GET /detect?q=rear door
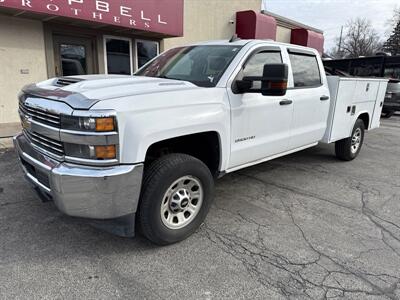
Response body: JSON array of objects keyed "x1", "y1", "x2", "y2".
[
  {"x1": 226, "y1": 46, "x2": 294, "y2": 169},
  {"x1": 285, "y1": 48, "x2": 331, "y2": 149}
]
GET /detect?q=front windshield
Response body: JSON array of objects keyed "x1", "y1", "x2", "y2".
[{"x1": 135, "y1": 45, "x2": 242, "y2": 87}]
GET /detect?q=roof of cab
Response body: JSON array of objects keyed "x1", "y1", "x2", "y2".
[{"x1": 189, "y1": 39, "x2": 319, "y2": 54}]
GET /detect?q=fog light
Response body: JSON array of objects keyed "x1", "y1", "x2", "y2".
[
  {"x1": 95, "y1": 145, "x2": 116, "y2": 159},
  {"x1": 64, "y1": 143, "x2": 117, "y2": 160}
]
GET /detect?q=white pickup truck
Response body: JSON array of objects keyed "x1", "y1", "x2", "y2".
[{"x1": 14, "y1": 40, "x2": 388, "y2": 245}]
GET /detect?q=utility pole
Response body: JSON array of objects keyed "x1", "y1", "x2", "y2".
[{"x1": 338, "y1": 25, "x2": 344, "y2": 57}]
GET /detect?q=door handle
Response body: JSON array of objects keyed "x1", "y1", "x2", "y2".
[
  {"x1": 279, "y1": 99, "x2": 293, "y2": 106},
  {"x1": 320, "y1": 95, "x2": 330, "y2": 101}
]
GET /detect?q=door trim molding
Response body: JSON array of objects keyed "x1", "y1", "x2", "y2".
[{"x1": 225, "y1": 142, "x2": 318, "y2": 173}]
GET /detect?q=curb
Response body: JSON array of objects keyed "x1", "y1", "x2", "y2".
[{"x1": 0, "y1": 137, "x2": 14, "y2": 150}]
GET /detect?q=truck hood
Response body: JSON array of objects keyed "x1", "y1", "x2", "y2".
[{"x1": 22, "y1": 75, "x2": 200, "y2": 110}]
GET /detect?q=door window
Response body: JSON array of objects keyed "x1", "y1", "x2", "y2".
[
  {"x1": 243, "y1": 51, "x2": 282, "y2": 77},
  {"x1": 289, "y1": 53, "x2": 321, "y2": 87},
  {"x1": 136, "y1": 40, "x2": 159, "y2": 69},
  {"x1": 240, "y1": 51, "x2": 282, "y2": 90},
  {"x1": 105, "y1": 36, "x2": 132, "y2": 75}
]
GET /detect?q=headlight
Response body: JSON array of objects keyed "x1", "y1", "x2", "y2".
[
  {"x1": 60, "y1": 115, "x2": 116, "y2": 132},
  {"x1": 64, "y1": 143, "x2": 117, "y2": 160},
  {"x1": 60, "y1": 111, "x2": 118, "y2": 163}
]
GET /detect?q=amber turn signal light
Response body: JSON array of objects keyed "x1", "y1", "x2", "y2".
[
  {"x1": 95, "y1": 145, "x2": 116, "y2": 159},
  {"x1": 270, "y1": 81, "x2": 288, "y2": 89},
  {"x1": 95, "y1": 117, "x2": 115, "y2": 132}
]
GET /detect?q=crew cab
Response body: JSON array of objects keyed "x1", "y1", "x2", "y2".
[{"x1": 14, "y1": 40, "x2": 388, "y2": 245}]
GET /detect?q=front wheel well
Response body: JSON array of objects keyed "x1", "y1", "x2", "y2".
[
  {"x1": 145, "y1": 132, "x2": 221, "y2": 177},
  {"x1": 357, "y1": 113, "x2": 370, "y2": 130}
]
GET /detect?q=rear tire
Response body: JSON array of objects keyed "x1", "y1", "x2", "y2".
[
  {"x1": 138, "y1": 154, "x2": 214, "y2": 245},
  {"x1": 335, "y1": 119, "x2": 365, "y2": 161}
]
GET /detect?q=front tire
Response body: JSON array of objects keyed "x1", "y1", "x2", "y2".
[
  {"x1": 138, "y1": 154, "x2": 214, "y2": 245},
  {"x1": 335, "y1": 119, "x2": 365, "y2": 161}
]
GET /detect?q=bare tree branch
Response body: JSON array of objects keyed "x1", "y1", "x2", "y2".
[{"x1": 330, "y1": 18, "x2": 382, "y2": 58}]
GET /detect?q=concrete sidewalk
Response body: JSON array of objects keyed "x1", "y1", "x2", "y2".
[
  {"x1": 0, "y1": 122, "x2": 20, "y2": 149},
  {"x1": 0, "y1": 122, "x2": 20, "y2": 138}
]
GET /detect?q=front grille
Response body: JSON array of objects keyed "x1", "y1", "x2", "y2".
[
  {"x1": 24, "y1": 130, "x2": 65, "y2": 157},
  {"x1": 19, "y1": 100, "x2": 61, "y2": 128}
]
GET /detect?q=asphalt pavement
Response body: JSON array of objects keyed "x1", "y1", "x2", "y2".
[{"x1": 0, "y1": 117, "x2": 399, "y2": 299}]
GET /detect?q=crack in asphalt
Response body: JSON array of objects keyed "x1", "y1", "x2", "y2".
[
  {"x1": 201, "y1": 173, "x2": 400, "y2": 299},
  {"x1": 0, "y1": 200, "x2": 33, "y2": 207}
]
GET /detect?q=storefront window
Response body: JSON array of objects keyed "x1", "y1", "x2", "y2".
[
  {"x1": 136, "y1": 40, "x2": 159, "y2": 69},
  {"x1": 104, "y1": 36, "x2": 132, "y2": 75}
]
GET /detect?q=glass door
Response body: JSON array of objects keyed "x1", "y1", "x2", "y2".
[{"x1": 53, "y1": 35, "x2": 95, "y2": 77}]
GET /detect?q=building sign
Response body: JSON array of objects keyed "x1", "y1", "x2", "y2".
[{"x1": 0, "y1": 0, "x2": 184, "y2": 36}]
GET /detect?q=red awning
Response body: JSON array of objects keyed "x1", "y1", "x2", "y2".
[
  {"x1": 0, "y1": 0, "x2": 184, "y2": 37},
  {"x1": 291, "y1": 29, "x2": 324, "y2": 54},
  {"x1": 236, "y1": 10, "x2": 277, "y2": 40}
]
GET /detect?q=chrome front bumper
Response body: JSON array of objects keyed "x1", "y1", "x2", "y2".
[{"x1": 14, "y1": 133, "x2": 144, "y2": 219}]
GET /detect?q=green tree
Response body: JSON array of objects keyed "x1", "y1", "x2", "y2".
[{"x1": 383, "y1": 8, "x2": 400, "y2": 55}]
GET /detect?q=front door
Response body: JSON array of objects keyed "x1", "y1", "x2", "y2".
[
  {"x1": 53, "y1": 35, "x2": 95, "y2": 77},
  {"x1": 227, "y1": 48, "x2": 293, "y2": 169}
]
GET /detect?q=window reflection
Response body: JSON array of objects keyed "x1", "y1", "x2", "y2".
[
  {"x1": 137, "y1": 40, "x2": 159, "y2": 68},
  {"x1": 106, "y1": 38, "x2": 132, "y2": 75},
  {"x1": 289, "y1": 53, "x2": 321, "y2": 87},
  {"x1": 242, "y1": 51, "x2": 282, "y2": 89},
  {"x1": 60, "y1": 44, "x2": 86, "y2": 76}
]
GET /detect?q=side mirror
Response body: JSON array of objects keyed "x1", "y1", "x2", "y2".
[
  {"x1": 260, "y1": 63, "x2": 288, "y2": 96},
  {"x1": 235, "y1": 79, "x2": 253, "y2": 92},
  {"x1": 236, "y1": 63, "x2": 288, "y2": 96}
]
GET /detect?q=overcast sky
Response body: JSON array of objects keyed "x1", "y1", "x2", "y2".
[{"x1": 263, "y1": 0, "x2": 398, "y2": 51}]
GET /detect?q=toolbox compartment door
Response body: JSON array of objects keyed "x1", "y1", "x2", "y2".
[
  {"x1": 322, "y1": 77, "x2": 356, "y2": 143},
  {"x1": 322, "y1": 77, "x2": 388, "y2": 144},
  {"x1": 370, "y1": 81, "x2": 388, "y2": 129}
]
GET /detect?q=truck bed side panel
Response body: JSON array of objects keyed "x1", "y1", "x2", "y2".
[{"x1": 322, "y1": 76, "x2": 388, "y2": 144}]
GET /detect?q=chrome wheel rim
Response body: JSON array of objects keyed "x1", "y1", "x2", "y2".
[
  {"x1": 351, "y1": 128, "x2": 362, "y2": 154},
  {"x1": 160, "y1": 176, "x2": 203, "y2": 230}
]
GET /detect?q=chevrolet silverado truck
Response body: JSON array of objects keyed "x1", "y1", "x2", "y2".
[{"x1": 14, "y1": 40, "x2": 388, "y2": 245}]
